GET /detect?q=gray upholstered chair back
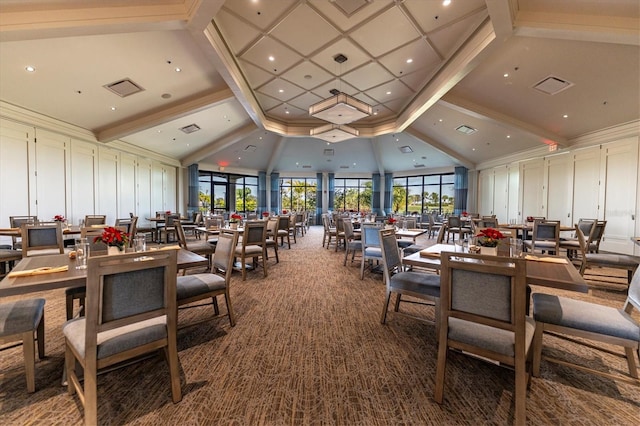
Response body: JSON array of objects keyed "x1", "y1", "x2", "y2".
[
  {"x1": 244, "y1": 221, "x2": 266, "y2": 246},
  {"x1": 10, "y1": 216, "x2": 37, "y2": 228},
  {"x1": 342, "y1": 219, "x2": 354, "y2": 240},
  {"x1": 404, "y1": 218, "x2": 417, "y2": 229},
  {"x1": 84, "y1": 215, "x2": 106, "y2": 226},
  {"x1": 379, "y1": 228, "x2": 401, "y2": 275},
  {"x1": 101, "y1": 267, "x2": 166, "y2": 323},
  {"x1": 277, "y1": 215, "x2": 290, "y2": 231},
  {"x1": 532, "y1": 220, "x2": 559, "y2": 240},
  {"x1": 174, "y1": 220, "x2": 187, "y2": 248},
  {"x1": 576, "y1": 219, "x2": 596, "y2": 238},
  {"x1": 362, "y1": 223, "x2": 382, "y2": 248},
  {"x1": 81, "y1": 227, "x2": 108, "y2": 255},
  {"x1": 21, "y1": 223, "x2": 64, "y2": 257},
  {"x1": 447, "y1": 216, "x2": 461, "y2": 228},
  {"x1": 213, "y1": 232, "x2": 237, "y2": 272}
]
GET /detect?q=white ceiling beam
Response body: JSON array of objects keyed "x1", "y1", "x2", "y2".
[
  {"x1": 369, "y1": 137, "x2": 386, "y2": 177},
  {"x1": 180, "y1": 122, "x2": 259, "y2": 166},
  {"x1": 96, "y1": 89, "x2": 235, "y2": 142},
  {"x1": 485, "y1": 0, "x2": 516, "y2": 40},
  {"x1": 440, "y1": 94, "x2": 568, "y2": 147},
  {"x1": 513, "y1": 10, "x2": 640, "y2": 46},
  {"x1": 404, "y1": 127, "x2": 475, "y2": 170},
  {"x1": 266, "y1": 136, "x2": 287, "y2": 175}
]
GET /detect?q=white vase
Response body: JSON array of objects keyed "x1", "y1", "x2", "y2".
[
  {"x1": 480, "y1": 246, "x2": 497, "y2": 256},
  {"x1": 108, "y1": 246, "x2": 123, "y2": 256}
]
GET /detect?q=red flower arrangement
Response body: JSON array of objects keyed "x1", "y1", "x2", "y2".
[
  {"x1": 94, "y1": 226, "x2": 129, "y2": 249},
  {"x1": 230, "y1": 213, "x2": 243, "y2": 223},
  {"x1": 282, "y1": 210, "x2": 288, "y2": 214},
  {"x1": 461, "y1": 211, "x2": 468, "y2": 217},
  {"x1": 53, "y1": 215, "x2": 65, "y2": 222},
  {"x1": 386, "y1": 217, "x2": 397, "y2": 225},
  {"x1": 262, "y1": 212, "x2": 270, "y2": 217},
  {"x1": 476, "y1": 228, "x2": 505, "y2": 247}
]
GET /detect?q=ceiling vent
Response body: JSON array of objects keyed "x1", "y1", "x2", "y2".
[
  {"x1": 179, "y1": 124, "x2": 201, "y2": 134},
  {"x1": 399, "y1": 145, "x2": 413, "y2": 154},
  {"x1": 532, "y1": 75, "x2": 574, "y2": 95},
  {"x1": 324, "y1": 149, "x2": 335, "y2": 156},
  {"x1": 103, "y1": 78, "x2": 144, "y2": 97},
  {"x1": 340, "y1": 165, "x2": 350, "y2": 169},
  {"x1": 413, "y1": 164, "x2": 426, "y2": 168},
  {"x1": 302, "y1": 165, "x2": 312, "y2": 169},
  {"x1": 456, "y1": 125, "x2": 477, "y2": 135},
  {"x1": 244, "y1": 145, "x2": 257, "y2": 152}
]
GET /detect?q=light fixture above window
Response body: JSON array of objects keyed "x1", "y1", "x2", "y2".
[{"x1": 310, "y1": 123, "x2": 359, "y2": 143}]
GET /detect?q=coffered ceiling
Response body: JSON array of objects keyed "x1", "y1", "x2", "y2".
[{"x1": 0, "y1": 0, "x2": 638, "y2": 175}]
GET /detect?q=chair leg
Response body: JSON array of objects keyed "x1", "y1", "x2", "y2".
[
  {"x1": 434, "y1": 341, "x2": 448, "y2": 404},
  {"x1": 84, "y1": 364, "x2": 99, "y2": 426},
  {"x1": 165, "y1": 339, "x2": 182, "y2": 404},
  {"x1": 212, "y1": 296, "x2": 220, "y2": 315},
  {"x1": 532, "y1": 324, "x2": 544, "y2": 377},
  {"x1": 225, "y1": 292, "x2": 236, "y2": 327},
  {"x1": 624, "y1": 347, "x2": 639, "y2": 379},
  {"x1": 36, "y1": 314, "x2": 45, "y2": 359},
  {"x1": 380, "y1": 291, "x2": 392, "y2": 324},
  {"x1": 514, "y1": 357, "x2": 528, "y2": 425},
  {"x1": 22, "y1": 330, "x2": 36, "y2": 393}
]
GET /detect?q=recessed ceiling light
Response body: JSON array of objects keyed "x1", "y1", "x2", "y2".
[
  {"x1": 279, "y1": 89, "x2": 284, "y2": 93},
  {"x1": 503, "y1": 73, "x2": 509, "y2": 78},
  {"x1": 439, "y1": 119, "x2": 443, "y2": 122},
  {"x1": 25, "y1": 66, "x2": 35, "y2": 72},
  {"x1": 506, "y1": 135, "x2": 511, "y2": 138},
  {"x1": 563, "y1": 114, "x2": 569, "y2": 118},
  {"x1": 443, "y1": 0, "x2": 451, "y2": 6},
  {"x1": 386, "y1": 91, "x2": 392, "y2": 95},
  {"x1": 175, "y1": 67, "x2": 181, "y2": 72},
  {"x1": 285, "y1": 110, "x2": 290, "y2": 114},
  {"x1": 373, "y1": 111, "x2": 378, "y2": 115},
  {"x1": 406, "y1": 58, "x2": 413, "y2": 64},
  {"x1": 268, "y1": 56, "x2": 275, "y2": 61},
  {"x1": 472, "y1": 148, "x2": 476, "y2": 151},
  {"x1": 157, "y1": 130, "x2": 162, "y2": 133},
  {"x1": 110, "y1": 106, "x2": 117, "y2": 111}
]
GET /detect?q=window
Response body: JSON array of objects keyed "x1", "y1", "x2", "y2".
[
  {"x1": 199, "y1": 172, "x2": 258, "y2": 213},
  {"x1": 392, "y1": 173, "x2": 454, "y2": 214},
  {"x1": 334, "y1": 178, "x2": 372, "y2": 212},
  {"x1": 280, "y1": 178, "x2": 317, "y2": 212}
]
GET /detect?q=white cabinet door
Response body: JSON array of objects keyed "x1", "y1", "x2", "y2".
[
  {"x1": 478, "y1": 169, "x2": 494, "y2": 216},
  {"x1": 545, "y1": 153, "x2": 572, "y2": 226},
  {"x1": 119, "y1": 153, "x2": 137, "y2": 219},
  {"x1": 152, "y1": 161, "x2": 165, "y2": 215},
  {"x1": 97, "y1": 147, "x2": 119, "y2": 224},
  {"x1": 0, "y1": 121, "x2": 32, "y2": 234},
  {"x1": 137, "y1": 157, "x2": 152, "y2": 226},
  {"x1": 493, "y1": 167, "x2": 508, "y2": 223},
  {"x1": 520, "y1": 159, "x2": 544, "y2": 218},
  {"x1": 600, "y1": 138, "x2": 638, "y2": 254},
  {"x1": 507, "y1": 165, "x2": 520, "y2": 223},
  {"x1": 571, "y1": 147, "x2": 601, "y2": 220},
  {"x1": 70, "y1": 139, "x2": 96, "y2": 225},
  {"x1": 34, "y1": 129, "x2": 68, "y2": 221},
  {"x1": 164, "y1": 165, "x2": 177, "y2": 213}
]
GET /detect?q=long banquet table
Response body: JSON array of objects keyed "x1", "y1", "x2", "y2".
[
  {"x1": 402, "y1": 243, "x2": 588, "y2": 293},
  {"x1": 0, "y1": 248, "x2": 208, "y2": 297}
]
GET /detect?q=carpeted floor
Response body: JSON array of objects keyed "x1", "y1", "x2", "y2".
[{"x1": 1, "y1": 226, "x2": 639, "y2": 425}]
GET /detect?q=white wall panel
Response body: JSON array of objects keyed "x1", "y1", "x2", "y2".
[
  {"x1": 571, "y1": 147, "x2": 601, "y2": 221},
  {"x1": 34, "y1": 129, "x2": 67, "y2": 222},
  {"x1": 493, "y1": 167, "x2": 508, "y2": 223},
  {"x1": 119, "y1": 152, "x2": 137, "y2": 219},
  {"x1": 600, "y1": 138, "x2": 638, "y2": 253},
  {"x1": 137, "y1": 157, "x2": 152, "y2": 226},
  {"x1": 520, "y1": 159, "x2": 544, "y2": 218},
  {"x1": 545, "y1": 153, "x2": 572, "y2": 226},
  {"x1": 97, "y1": 147, "x2": 119, "y2": 225},
  {"x1": 507, "y1": 165, "x2": 519, "y2": 223},
  {"x1": 69, "y1": 139, "x2": 96, "y2": 225},
  {"x1": 477, "y1": 170, "x2": 494, "y2": 216}
]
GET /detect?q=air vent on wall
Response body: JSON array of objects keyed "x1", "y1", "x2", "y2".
[
  {"x1": 103, "y1": 78, "x2": 144, "y2": 97},
  {"x1": 179, "y1": 124, "x2": 201, "y2": 134},
  {"x1": 324, "y1": 149, "x2": 335, "y2": 156},
  {"x1": 456, "y1": 125, "x2": 477, "y2": 135},
  {"x1": 532, "y1": 75, "x2": 574, "y2": 95}
]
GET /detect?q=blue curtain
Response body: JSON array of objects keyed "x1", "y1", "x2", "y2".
[
  {"x1": 258, "y1": 171, "x2": 267, "y2": 215},
  {"x1": 384, "y1": 172, "x2": 393, "y2": 215},
  {"x1": 328, "y1": 173, "x2": 335, "y2": 211},
  {"x1": 270, "y1": 172, "x2": 279, "y2": 214},
  {"x1": 454, "y1": 166, "x2": 468, "y2": 215},
  {"x1": 372, "y1": 173, "x2": 381, "y2": 215},
  {"x1": 316, "y1": 172, "x2": 323, "y2": 225},
  {"x1": 187, "y1": 164, "x2": 199, "y2": 218}
]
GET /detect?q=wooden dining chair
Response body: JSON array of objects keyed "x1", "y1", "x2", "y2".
[
  {"x1": 234, "y1": 220, "x2": 268, "y2": 281},
  {"x1": 83, "y1": 215, "x2": 106, "y2": 226},
  {"x1": 20, "y1": 222, "x2": 64, "y2": 257},
  {"x1": 62, "y1": 249, "x2": 182, "y2": 425},
  {"x1": 9, "y1": 215, "x2": 37, "y2": 250},
  {"x1": 0, "y1": 298, "x2": 46, "y2": 392},
  {"x1": 176, "y1": 231, "x2": 239, "y2": 328},
  {"x1": 435, "y1": 252, "x2": 533, "y2": 425}
]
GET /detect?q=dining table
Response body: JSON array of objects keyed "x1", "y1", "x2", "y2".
[
  {"x1": 500, "y1": 223, "x2": 574, "y2": 240},
  {"x1": 395, "y1": 228, "x2": 428, "y2": 243},
  {"x1": 402, "y1": 243, "x2": 588, "y2": 293},
  {"x1": 0, "y1": 248, "x2": 208, "y2": 297}
]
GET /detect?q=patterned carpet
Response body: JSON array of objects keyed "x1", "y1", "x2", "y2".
[{"x1": 1, "y1": 226, "x2": 639, "y2": 425}]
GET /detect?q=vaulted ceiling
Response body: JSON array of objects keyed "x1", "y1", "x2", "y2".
[{"x1": 0, "y1": 0, "x2": 638, "y2": 174}]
